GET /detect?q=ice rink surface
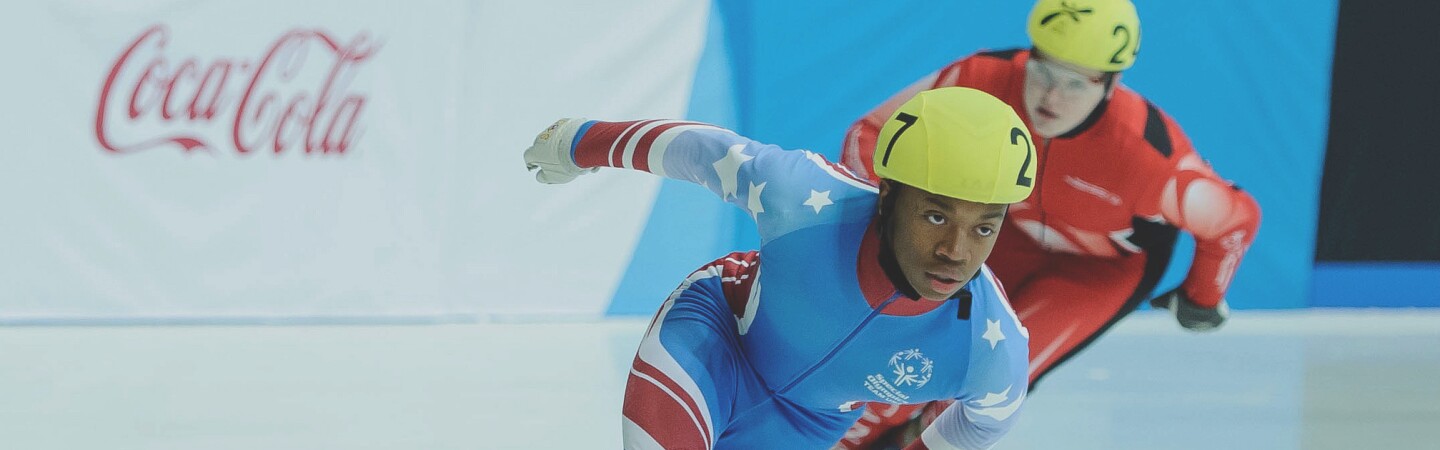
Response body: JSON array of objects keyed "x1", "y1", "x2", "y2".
[{"x1": 3, "y1": 309, "x2": 1437, "y2": 450}]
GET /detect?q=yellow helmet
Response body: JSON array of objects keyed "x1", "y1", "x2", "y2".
[
  {"x1": 1027, "y1": 0, "x2": 1141, "y2": 72},
  {"x1": 872, "y1": 87, "x2": 1036, "y2": 204}
]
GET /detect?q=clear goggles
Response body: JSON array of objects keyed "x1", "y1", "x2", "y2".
[{"x1": 1024, "y1": 57, "x2": 1109, "y2": 100}]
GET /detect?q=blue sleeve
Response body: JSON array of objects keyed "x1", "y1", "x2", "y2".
[
  {"x1": 573, "y1": 120, "x2": 878, "y2": 244},
  {"x1": 916, "y1": 266, "x2": 1029, "y2": 449}
]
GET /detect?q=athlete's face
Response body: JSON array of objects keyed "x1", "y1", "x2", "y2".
[
  {"x1": 878, "y1": 181, "x2": 1007, "y2": 301},
  {"x1": 1023, "y1": 52, "x2": 1112, "y2": 138}
]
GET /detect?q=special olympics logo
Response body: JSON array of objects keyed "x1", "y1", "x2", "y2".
[{"x1": 888, "y1": 349, "x2": 933, "y2": 388}]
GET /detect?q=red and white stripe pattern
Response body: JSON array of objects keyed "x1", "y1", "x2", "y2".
[
  {"x1": 717, "y1": 251, "x2": 762, "y2": 335},
  {"x1": 622, "y1": 265, "x2": 726, "y2": 449},
  {"x1": 574, "y1": 120, "x2": 728, "y2": 177},
  {"x1": 803, "y1": 151, "x2": 877, "y2": 193}
]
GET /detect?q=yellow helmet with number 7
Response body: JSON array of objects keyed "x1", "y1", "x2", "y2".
[
  {"x1": 872, "y1": 87, "x2": 1036, "y2": 205},
  {"x1": 1027, "y1": 0, "x2": 1141, "y2": 72}
]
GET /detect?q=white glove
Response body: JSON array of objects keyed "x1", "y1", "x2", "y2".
[{"x1": 524, "y1": 118, "x2": 596, "y2": 184}]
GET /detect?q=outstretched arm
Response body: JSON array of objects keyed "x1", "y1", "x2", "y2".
[
  {"x1": 1135, "y1": 118, "x2": 1262, "y2": 331},
  {"x1": 524, "y1": 118, "x2": 876, "y2": 234},
  {"x1": 524, "y1": 118, "x2": 733, "y2": 183},
  {"x1": 1145, "y1": 156, "x2": 1260, "y2": 330},
  {"x1": 1160, "y1": 155, "x2": 1262, "y2": 309}
]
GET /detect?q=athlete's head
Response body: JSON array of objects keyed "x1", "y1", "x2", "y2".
[
  {"x1": 1022, "y1": 0, "x2": 1140, "y2": 138},
  {"x1": 873, "y1": 87, "x2": 1036, "y2": 301}
]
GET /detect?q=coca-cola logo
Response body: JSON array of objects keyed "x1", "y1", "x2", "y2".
[{"x1": 95, "y1": 24, "x2": 380, "y2": 156}]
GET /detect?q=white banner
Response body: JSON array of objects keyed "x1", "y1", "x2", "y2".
[{"x1": 0, "y1": 0, "x2": 710, "y2": 321}]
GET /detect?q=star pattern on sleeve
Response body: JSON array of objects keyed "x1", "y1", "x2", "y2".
[
  {"x1": 747, "y1": 182, "x2": 767, "y2": 218},
  {"x1": 803, "y1": 190, "x2": 833, "y2": 213},
  {"x1": 969, "y1": 385, "x2": 1011, "y2": 408},
  {"x1": 982, "y1": 319, "x2": 1006, "y2": 350},
  {"x1": 964, "y1": 386, "x2": 1024, "y2": 422},
  {"x1": 713, "y1": 144, "x2": 753, "y2": 200}
]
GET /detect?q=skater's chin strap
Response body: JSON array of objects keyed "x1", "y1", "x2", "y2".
[
  {"x1": 876, "y1": 238, "x2": 922, "y2": 302},
  {"x1": 876, "y1": 198, "x2": 922, "y2": 302},
  {"x1": 952, "y1": 282, "x2": 974, "y2": 321},
  {"x1": 876, "y1": 222, "x2": 976, "y2": 320},
  {"x1": 876, "y1": 190, "x2": 976, "y2": 320},
  {"x1": 877, "y1": 245, "x2": 975, "y2": 320}
]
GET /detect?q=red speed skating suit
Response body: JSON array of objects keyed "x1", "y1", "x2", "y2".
[{"x1": 833, "y1": 48, "x2": 1261, "y2": 450}]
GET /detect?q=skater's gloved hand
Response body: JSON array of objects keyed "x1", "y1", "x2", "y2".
[
  {"x1": 524, "y1": 118, "x2": 596, "y2": 184},
  {"x1": 1149, "y1": 287, "x2": 1228, "y2": 332}
]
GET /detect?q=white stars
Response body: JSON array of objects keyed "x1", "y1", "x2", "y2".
[
  {"x1": 712, "y1": 144, "x2": 752, "y2": 200},
  {"x1": 803, "y1": 190, "x2": 833, "y2": 213},
  {"x1": 982, "y1": 319, "x2": 1006, "y2": 350},
  {"x1": 747, "y1": 182, "x2": 767, "y2": 218},
  {"x1": 970, "y1": 386, "x2": 1011, "y2": 408},
  {"x1": 964, "y1": 388, "x2": 1025, "y2": 422}
]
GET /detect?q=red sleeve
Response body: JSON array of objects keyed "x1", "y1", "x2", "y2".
[
  {"x1": 572, "y1": 120, "x2": 635, "y2": 169},
  {"x1": 1135, "y1": 116, "x2": 1262, "y2": 307},
  {"x1": 572, "y1": 120, "x2": 709, "y2": 171}
]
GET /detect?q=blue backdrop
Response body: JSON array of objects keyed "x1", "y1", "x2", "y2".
[{"x1": 609, "y1": 0, "x2": 1340, "y2": 314}]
